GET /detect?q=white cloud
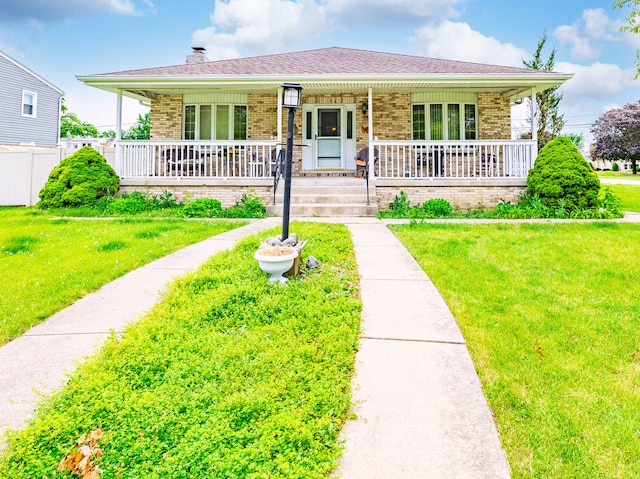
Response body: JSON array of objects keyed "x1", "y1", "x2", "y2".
[
  {"x1": 556, "y1": 61, "x2": 640, "y2": 105},
  {"x1": 193, "y1": 0, "x2": 330, "y2": 59},
  {"x1": 411, "y1": 21, "x2": 528, "y2": 67},
  {"x1": 192, "y1": 0, "x2": 469, "y2": 60},
  {"x1": 553, "y1": 8, "x2": 634, "y2": 61}
]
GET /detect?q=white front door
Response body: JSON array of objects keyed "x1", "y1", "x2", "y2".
[{"x1": 302, "y1": 105, "x2": 356, "y2": 171}]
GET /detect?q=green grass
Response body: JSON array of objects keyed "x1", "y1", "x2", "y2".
[
  {"x1": 597, "y1": 170, "x2": 640, "y2": 180},
  {"x1": 0, "y1": 222, "x2": 361, "y2": 479},
  {"x1": 605, "y1": 184, "x2": 640, "y2": 212},
  {"x1": 391, "y1": 222, "x2": 640, "y2": 478},
  {"x1": 0, "y1": 207, "x2": 247, "y2": 345}
]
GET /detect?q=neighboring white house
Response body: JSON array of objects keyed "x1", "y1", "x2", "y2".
[{"x1": 0, "y1": 50, "x2": 63, "y2": 148}]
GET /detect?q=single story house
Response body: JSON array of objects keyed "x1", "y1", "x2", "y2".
[
  {"x1": 78, "y1": 47, "x2": 571, "y2": 215},
  {"x1": 0, "y1": 50, "x2": 63, "y2": 148}
]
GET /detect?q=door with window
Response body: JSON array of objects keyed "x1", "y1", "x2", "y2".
[{"x1": 302, "y1": 105, "x2": 356, "y2": 171}]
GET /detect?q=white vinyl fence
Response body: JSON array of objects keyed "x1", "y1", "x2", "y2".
[{"x1": 0, "y1": 146, "x2": 115, "y2": 206}]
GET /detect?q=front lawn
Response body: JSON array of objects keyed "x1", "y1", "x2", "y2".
[
  {"x1": 606, "y1": 184, "x2": 640, "y2": 212},
  {"x1": 392, "y1": 222, "x2": 640, "y2": 478},
  {"x1": 0, "y1": 207, "x2": 247, "y2": 345},
  {"x1": 0, "y1": 222, "x2": 360, "y2": 478},
  {"x1": 597, "y1": 170, "x2": 640, "y2": 180}
]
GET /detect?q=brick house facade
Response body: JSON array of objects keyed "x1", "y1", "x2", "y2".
[{"x1": 81, "y1": 47, "x2": 571, "y2": 213}]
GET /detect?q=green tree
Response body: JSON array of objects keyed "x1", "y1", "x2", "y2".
[
  {"x1": 59, "y1": 98, "x2": 99, "y2": 138},
  {"x1": 523, "y1": 31, "x2": 565, "y2": 148},
  {"x1": 122, "y1": 112, "x2": 151, "y2": 140},
  {"x1": 614, "y1": 0, "x2": 640, "y2": 75}
]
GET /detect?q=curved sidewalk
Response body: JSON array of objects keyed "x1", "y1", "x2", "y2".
[{"x1": 0, "y1": 217, "x2": 509, "y2": 477}]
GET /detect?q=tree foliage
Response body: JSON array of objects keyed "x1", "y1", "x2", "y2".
[
  {"x1": 59, "y1": 98, "x2": 99, "y2": 138},
  {"x1": 39, "y1": 146, "x2": 119, "y2": 208},
  {"x1": 591, "y1": 102, "x2": 640, "y2": 173},
  {"x1": 523, "y1": 31, "x2": 565, "y2": 148},
  {"x1": 122, "y1": 112, "x2": 151, "y2": 140},
  {"x1": 614, "y1": 0, "x2": 640, "y2": 74},
  {"x1": 527, "y1": 136, "x2": 600, "y2": 211}
]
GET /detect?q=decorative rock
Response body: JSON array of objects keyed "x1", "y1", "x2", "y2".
[
  {"x1": 266, "y1": 237, "x2": 282, "y2": 246},
  {"x1": 282, "y1": 233, "x2": 299, "y2": 246},
  {"x1": 305, "y1": 256, "x2": 320, "y2": 269}
]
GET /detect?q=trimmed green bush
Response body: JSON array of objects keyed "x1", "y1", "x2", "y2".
[
  {"x1": 527, "y1": 136, "x2": 600, "y2": 211},
  {"x1": 611, "y1": 161, "x2": 619, "y2": 172},
  {"x1": 38, "y1": 146, "x2": 119, "y2": 208},
  {"x1": 421, "y1": 198, "x2": 452, "y2": 217}
]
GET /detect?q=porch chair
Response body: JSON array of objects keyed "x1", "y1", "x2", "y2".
[{"x1": 355, "y1": 147, "x2": 379, "y2": 179}]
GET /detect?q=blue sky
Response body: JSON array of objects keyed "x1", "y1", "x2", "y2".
[{"x1": 0, "y1": 0, "x2": 638, "y2": 147}]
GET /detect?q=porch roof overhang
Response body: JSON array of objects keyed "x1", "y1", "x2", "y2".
[{"x1": 77, "y1": 72, "x2": 572, "y2": 104}]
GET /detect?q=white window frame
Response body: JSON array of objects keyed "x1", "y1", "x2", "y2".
[
  {"x1": 412, "y1": 102, "x2": 477, "y2": 141},
  {"x1": 183, "y1": 103, "x2": 247, "y2": 140},
  {"x1": 22, "y1": 90, "x2": 37, "y2": 118}
]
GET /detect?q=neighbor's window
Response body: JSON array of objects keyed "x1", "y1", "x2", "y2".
[
  {"x1": 22, "y1": 91, "x2": 37, "y2": 117},
  {"x1": 183, "y1": 104, "x2": 247, "y2": 140},
  {"x1": 412, "y1": 103, "x2": 476, "y2": 140}
]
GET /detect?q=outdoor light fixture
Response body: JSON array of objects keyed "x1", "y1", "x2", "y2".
[
  {"x1": 361, "y1": 102, "x2": 368, "y2": 115},
  {"x1": 281, "y1": 83, "x2": 303, "y2": 241},
  {"x1": 282, "y1": 83, "x2": 303, "y2": 109}
]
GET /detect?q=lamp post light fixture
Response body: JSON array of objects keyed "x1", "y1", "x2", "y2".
[{"x1": 281, "y1": 83, "x2": 302, "y2": 241}]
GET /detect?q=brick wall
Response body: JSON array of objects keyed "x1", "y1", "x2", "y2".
[
  {"x1": 150, "y1": 95, "x2": 183, "y2": 140},
  {"x1": 477, "y1": 93, "x2": 511, "y2": 140},
  {"x1": 119, "y1": 184, "x2": 273, "y2": 208},
  {"x1": 376, "y1": 182, "x2": 526, "y2": 211}
]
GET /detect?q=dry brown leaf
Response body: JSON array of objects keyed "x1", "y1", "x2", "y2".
[{"x1": 57, "y1": 428, "x2": 105, "y2": 479}]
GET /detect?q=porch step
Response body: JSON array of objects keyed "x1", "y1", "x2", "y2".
[
  {"x1": 267, "y1": 177, "x2": 378, "y2": 217},
  {"x1": 268, "y1": 203, "x2": 379, "y2": 217}
]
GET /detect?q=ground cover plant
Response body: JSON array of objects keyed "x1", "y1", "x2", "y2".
[
  {"x1": 43, "y1": 190, "x2": 268, "y2": 219},
  {"x1": 0, "y1": 207, "x2": 246, "y2": 345},
  {"x1": 377, "y1": 189, "x2": 623, "y2": 219},
  {"x1": 0, "y1": 222, "x2": 361, "y2": 478},
  {"x1": 392, "y1": 222, "x2": 640, "y2": 478}
]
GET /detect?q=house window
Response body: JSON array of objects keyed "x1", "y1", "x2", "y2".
[
  {"x1": 22, "y1": 91, "x2": 37, "y2": 117},
  {"x1": 412, "y1": 103, "x2": 476, "y2": 140},
  {"x1": 183, "y1": 104, "x2": 247, "y2": 140}
]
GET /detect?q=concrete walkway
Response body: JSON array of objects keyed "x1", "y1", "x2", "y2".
[{"x1": 0, "y1": 216, "x2": 509, "y2": 477}]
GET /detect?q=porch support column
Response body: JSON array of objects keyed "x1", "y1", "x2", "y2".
[
  {"x1": 367, "y1": 87, "x2": 373, "y2": 176},
  {"x1": 277, "y1": 87, "x2": 283, "y2": 154},
  {"x1": 116, "y1": 89, "x2": 123, "y2": 176},
  {"x1": 531, "y1": 87, "x2": 538, "y2": 158}
]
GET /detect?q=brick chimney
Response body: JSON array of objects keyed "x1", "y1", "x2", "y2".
[{"x1": 186, "y1": 47, "x2": 208, "y2": 64}]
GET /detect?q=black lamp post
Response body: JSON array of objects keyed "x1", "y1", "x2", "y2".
[{"x1": 281, "y1": 83, "x2": 302, "y2": 241}]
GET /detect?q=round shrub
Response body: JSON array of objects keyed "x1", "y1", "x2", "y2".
[
  {"x1": 527, "y1": 136, "x2": 600, "y2": 211},
  {"x1": 421, "y1": 198, "x2": 452, "y2": 217},
  {"x1": 611, "y1": 161, "x2": 619, "y2": 172},
  {"x1": 39, "y1": 146, "x2": 119, "y2": 208}
]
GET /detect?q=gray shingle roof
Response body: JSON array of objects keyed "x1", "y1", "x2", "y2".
[{"x1": 99, "y1": 46, "x2": 546, "y2": 77}]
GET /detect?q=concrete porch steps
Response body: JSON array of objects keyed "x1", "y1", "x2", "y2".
[{"x1": 267, "y1": 177, "x2": 378, "y2": 217}]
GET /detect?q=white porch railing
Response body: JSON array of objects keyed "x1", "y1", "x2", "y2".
[
  {"x1": 370, "y1": 140, "x2": 537, "y2": 179},
  {"x1": 116, "y1": 140, "x2": 280, "y2": 179}
]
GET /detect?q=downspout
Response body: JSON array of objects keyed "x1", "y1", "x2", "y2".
[{"x1": 116, "y1": 89, "x2": 123, "y2": 176}]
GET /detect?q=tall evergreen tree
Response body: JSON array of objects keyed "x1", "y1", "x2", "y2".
[
  {"x1": 523, "y1": 31, "x2": 565, "y2": 148},
  {"x1": 614, "y1": 0, "x2": 640, "y2": 75}
]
